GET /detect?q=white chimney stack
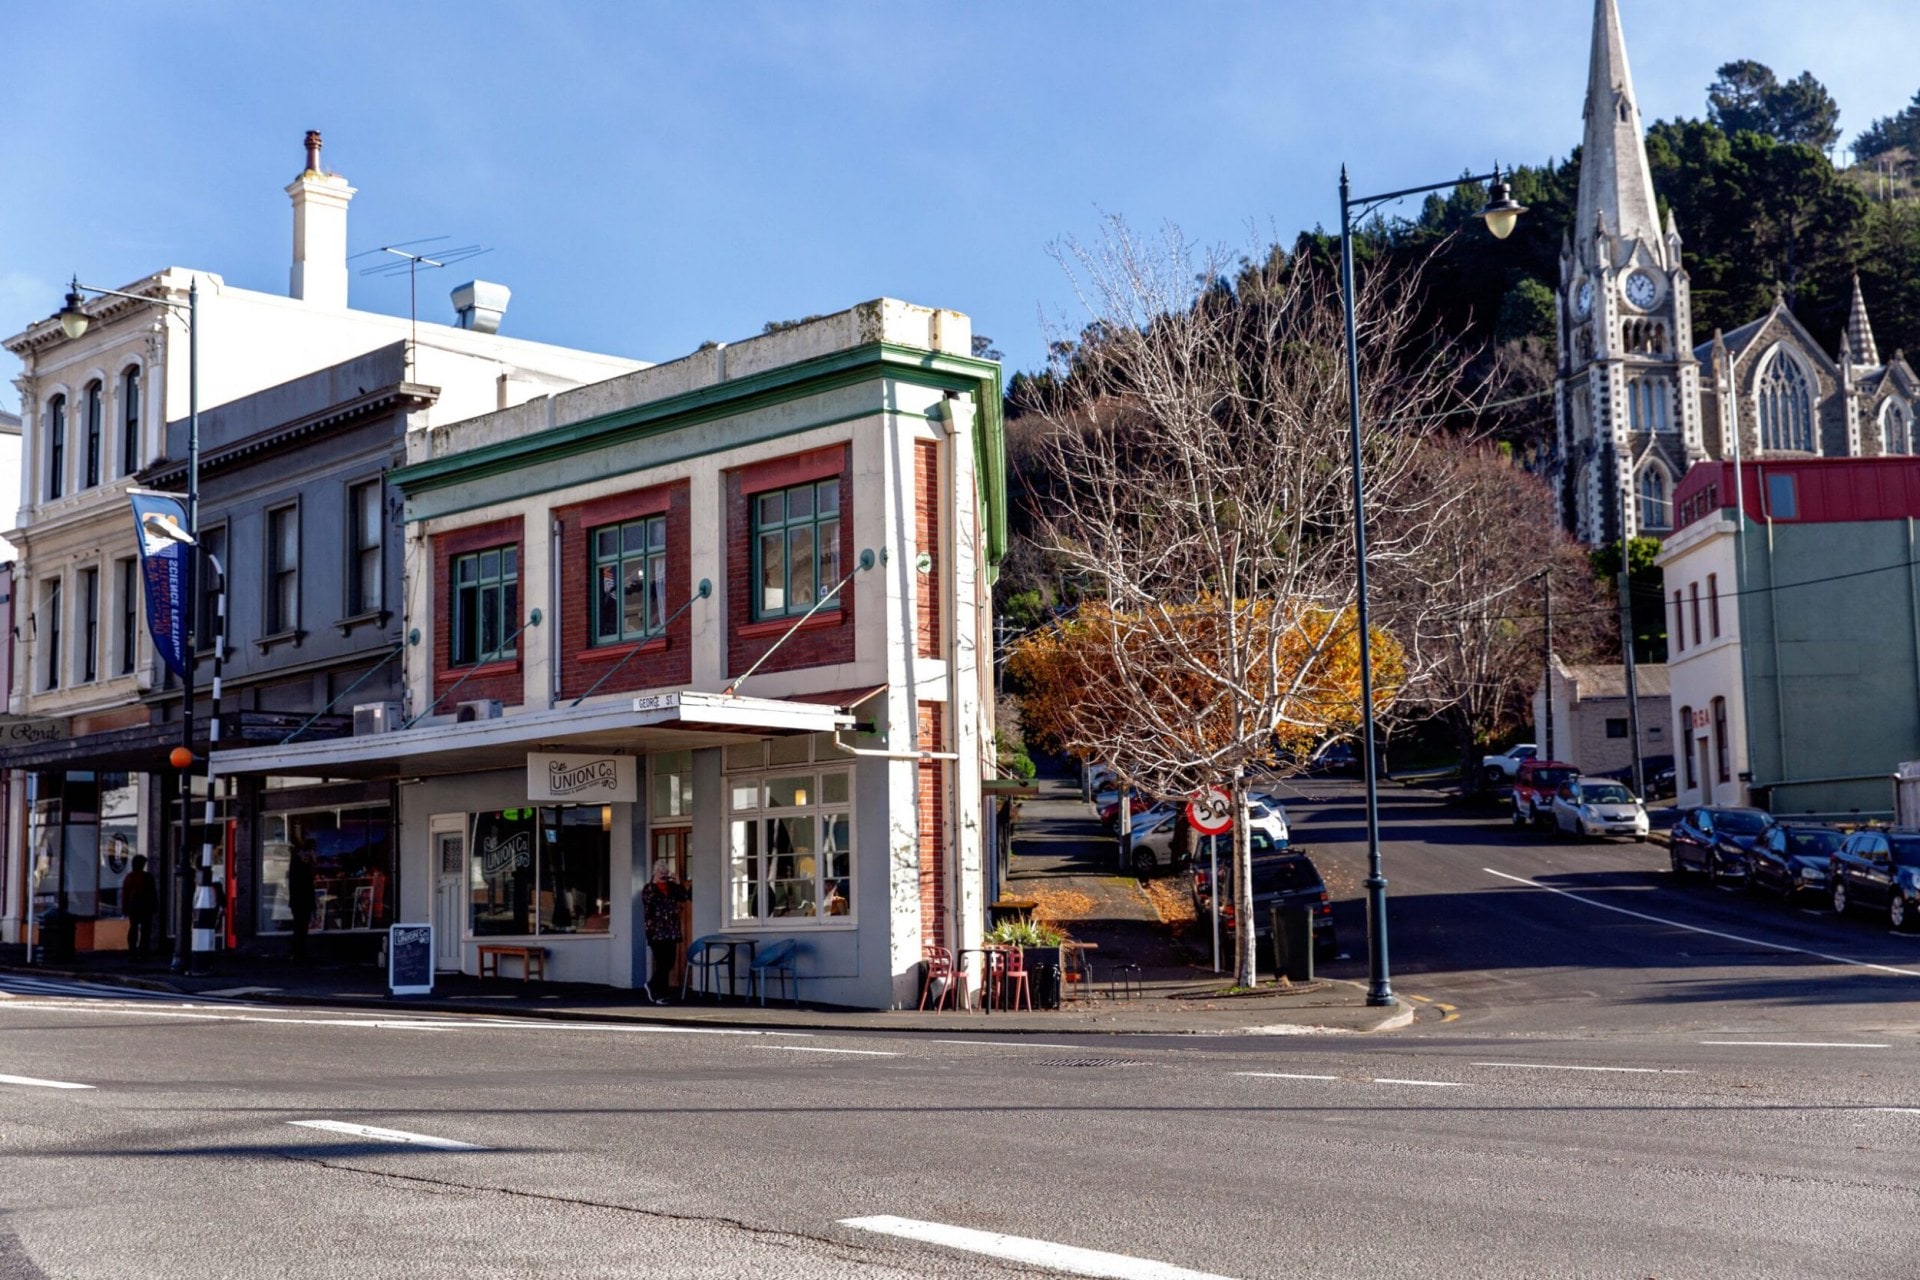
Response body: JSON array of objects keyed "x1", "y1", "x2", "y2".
[{"x1": 286, "y1": 129, "x2": 356, "y2": 308}]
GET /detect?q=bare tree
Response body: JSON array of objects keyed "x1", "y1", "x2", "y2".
[
  {"x1": 1011, "y1": 219, "x2": 1478, "y2": 987},
  {"x1": 1372, "y1": 443, "x2": 1611, "y2": 793}
]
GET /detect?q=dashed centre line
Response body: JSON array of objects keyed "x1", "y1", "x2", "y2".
[
  {"x1": 1474, "y1": 1061, "x2": 1693, "y2": 1075},
  {"x1": 768, "y1": 1045, "x2": 901, "y2": 1057},
  {"x1": 0, "y1": 1072, "x2": 93, "y2": 1090},
  {"x1": 1371, "y1": 1078, "x2": 1467, "y2": 1088},
  {"x1": 841, "y1": 1215, "x2": 1236, "y2": 1280},
  {"x1": 1234, "y1": 1071, "x2": 1339, "y2": 1081},
  {"x1": 287, "y1": 1120, "x2": 486, "y2": 1151},
  {"x1": 1700, "y1": 1040, "x2": 1889, "y2": 1049}
]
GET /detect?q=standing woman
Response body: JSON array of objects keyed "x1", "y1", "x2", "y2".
[{"x1": 641, "y1": 861, "x2": 689, "y2": 1004}]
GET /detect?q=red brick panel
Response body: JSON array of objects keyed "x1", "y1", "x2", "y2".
[
  {"x1": 431, "y1": 516, "x2": 525, "y2": 708},
  {"x1": 553, "y1": 480, "x2": 692, "y2": 701},
  {"x1": 917, "y1": 701, "x2": 946, "y2": 944},
  {"x1": 915, "y1": 439, "x2": 940, "y2": 659},
  {"x1": 726, "y1": 445, "x2": 856, "y2": 679}
]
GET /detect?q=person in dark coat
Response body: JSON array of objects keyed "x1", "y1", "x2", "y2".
[
  {"x1": 287, "y1": 841, "x2": 317, "y2": 961},
  {"x1": 121, "y1": 855, "x2": 159, "y2": 960},
  {"x1": 640, "y1": 861, "x2": 689, "y2": 1004}
]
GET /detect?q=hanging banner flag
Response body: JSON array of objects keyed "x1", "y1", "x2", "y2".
[{"x1": 129, "y1": 490, "x2": 192, "y2": 679}]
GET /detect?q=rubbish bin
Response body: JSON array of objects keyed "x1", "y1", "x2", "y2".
[
  {"x1": 36, "y1": 907, "x2": 76, "y2": 965},
  {"x1": 1268, "y1": 904, "x2": 1314, "y2": 983}
]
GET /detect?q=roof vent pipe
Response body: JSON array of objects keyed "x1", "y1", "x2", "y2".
[{"x1": 452, "y1": 280, "x2": 510, "y2": 334}]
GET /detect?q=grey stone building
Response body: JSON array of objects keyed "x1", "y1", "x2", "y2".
[{"x1": 1555, "y1": 0, "x2": 1919, "y2": 546}]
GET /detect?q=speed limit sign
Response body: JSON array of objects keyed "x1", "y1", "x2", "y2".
[{"x1": 1186, "y1": 786, "x2": 1233, "y2": 835}]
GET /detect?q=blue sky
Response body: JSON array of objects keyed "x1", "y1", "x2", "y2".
[{"x1": 4, "y1": 1, "x2": 1916, "y2": 402}]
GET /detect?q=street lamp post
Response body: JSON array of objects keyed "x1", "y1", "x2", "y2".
[
  {"x1": 58, "y1": 277, "x2": 202, "y2": 974},
  {"x1": 1338, "y1": 166, "x2": 1525, "y2": 1007}
]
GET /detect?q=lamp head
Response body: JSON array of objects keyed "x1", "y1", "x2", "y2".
[
  {"x1": 141, "y1": 510, "x2": 196, "y2": 547},
  {"x1": 1478, "y1": 168, "x2": 1527, "y2": 241},
  {"x1": 58, "y1": 278, "x2": 90, "y2": 341}
]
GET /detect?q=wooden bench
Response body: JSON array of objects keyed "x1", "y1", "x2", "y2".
[{"x1": 477, "y1": 943, "x2": 547, "y2": 981}]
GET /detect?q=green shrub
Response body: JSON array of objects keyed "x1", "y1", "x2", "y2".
[{"x1": 985, "y1": 920, "x2": 1066, "y2": 947}]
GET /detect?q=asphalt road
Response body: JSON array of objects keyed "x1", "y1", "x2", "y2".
[{"x1": 3, "y1": 781, "x2": 1917, "y2": 1280}]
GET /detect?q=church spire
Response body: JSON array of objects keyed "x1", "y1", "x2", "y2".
[
  {"x1": 1846, "y1": 274, "x2": 1880, "y2": 367},
  {"x1": 1574, "y1": 0, "x2": 1662, "y2": 267}
]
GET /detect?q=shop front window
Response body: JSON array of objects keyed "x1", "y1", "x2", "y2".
[
  {"x1": 95, "y1": 776, "x2": 139, "y2": 919},
  {"x1": 258, "y1": 804, "x2": 393, "y2": 934},
  {"x1": 727, "y1": 767, "x2": 852, "y2": 926},
  {"x1": 652, "y1": 750, "x2": 694, "y2": 820},
  {"x1": 469, "y1": 806, "x2": 611, "y2": 937}
]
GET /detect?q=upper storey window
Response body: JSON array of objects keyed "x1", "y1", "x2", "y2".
[
  {"x1": 753, "y1": 478, "x2": 841, "y2": 621},
  {"x1": 120, "y1": 366, "x2": 141, "y2": 476},
  {"x1": 84, "y1": 381, "x2": 103, "y2": 488},
  {"x1": 452, "y1": 545, "x2": 518, "y2": 665},
  {"x1": 46, "y1": 395, "x2": 66, "y2": 500},
  {"x1": 1627, "y1": 377, "x2": 1670, "y2": 433},
  {"x1": 1756, "y1": 350, "x2": 1815, "y2": 453},
  {"x1": 591, "y1": 515, "x2": 667, "y2": 644}
]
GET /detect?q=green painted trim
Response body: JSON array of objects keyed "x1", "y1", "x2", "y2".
[{"x1": 393, "y1": 340, "x2": 1007, "y2": 568}]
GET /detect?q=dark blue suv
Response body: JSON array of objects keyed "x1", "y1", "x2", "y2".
[
  {"x1": 1830, "y1": 828, "x2": 1920, "y2": 931},
  {"x1": 1669, "y1": 806, "x2": 1774, "y2": 883}
]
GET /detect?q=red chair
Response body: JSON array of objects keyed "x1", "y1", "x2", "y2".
[
  {"x1": 920, "y1": 946, "x2": 956, "y2": 1011},
  {"x1": 1001, "y1": 945, "x2": 1033, "y2": 1011}
]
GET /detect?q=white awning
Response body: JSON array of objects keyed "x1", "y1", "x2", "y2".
[{"x1": 209, "y1": 690, "x2": 857, "y2": 782}]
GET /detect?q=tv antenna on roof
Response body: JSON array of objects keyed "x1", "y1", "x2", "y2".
[{"x1": 349, "y1": 236, "x2": 493, "y2": 374}]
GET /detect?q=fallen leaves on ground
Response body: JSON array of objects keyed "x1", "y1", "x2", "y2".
[
  {"x1": 1139, "y1": 877, "x2": 1198, "y2": 931},
  {"x1": 1025, "y1": 887, "x2": 1101, "y2": 924}
]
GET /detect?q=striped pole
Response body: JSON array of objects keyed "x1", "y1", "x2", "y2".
[{"x1": 192, "y1": 559, "x2": 226, "y2": 957}]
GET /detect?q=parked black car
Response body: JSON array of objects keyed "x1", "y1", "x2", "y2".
[
  {"x1": 1747, "y1": 823, "x2": 1844, "y2": 900},
  {"x1": 1669, "y1": 806, "x2": 1774, "y2": 882},
  {"x1": 1595, "y1": 754, "x2": 1676, "y2": 800},
  {"x1": 1191, "y1": 837, "x2": 1336, "y2": 958},
  {"x1": 1830, "y1": 828, "x2": 1920, "y2": 931}
]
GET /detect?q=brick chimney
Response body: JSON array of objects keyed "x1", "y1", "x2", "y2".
[{"x1": 285, "y1": 129, "x2": 356, "y2": 308}]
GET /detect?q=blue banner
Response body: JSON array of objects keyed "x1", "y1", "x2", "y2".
[{"x1": 129, "y1": 490, "x2": 191, "y2": 680}]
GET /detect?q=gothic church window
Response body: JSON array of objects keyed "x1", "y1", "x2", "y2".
[
  {"x1": 1756, "y1": 349, "x2": 1814, "y2": 453},
  {"x1": 1883, "y1": 399, "x2": 1912, "y2": 456},
  {"x1": 1628, "y1": 378, "x2": 1671, "y2": 433},
  {"x1": 1637, "y1": 466, "x2": 1671, "y2": 531}
]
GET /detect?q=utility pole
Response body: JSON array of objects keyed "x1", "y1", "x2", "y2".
[
  {"x1": 1618, "y1": 566, "x2": 1645, "y2": 799},
  {"x1": 1542, "y1": 572, "x2": 1555, "y2": 761}
]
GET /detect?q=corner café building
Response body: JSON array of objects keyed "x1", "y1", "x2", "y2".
[{"x1": 212, "y1": 300, "x2": 1006, "y2": 1009}]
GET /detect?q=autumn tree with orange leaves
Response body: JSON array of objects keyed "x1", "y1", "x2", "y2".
[{"x1": 1010, "y1": 220, "x2": 1478, "y2": 986}]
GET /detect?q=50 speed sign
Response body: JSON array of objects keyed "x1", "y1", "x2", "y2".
[{"x1": 1186, "y1": 786, "x2": 1233, "y2": 836}]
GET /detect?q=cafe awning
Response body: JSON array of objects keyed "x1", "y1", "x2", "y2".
[{"x1": 210, "y1": 690, "x2": 857, "y2": 782}]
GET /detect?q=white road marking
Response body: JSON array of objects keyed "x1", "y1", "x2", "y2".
[
  {"x1": 1700, "y1": 1040, "x2": 1889, "y2": 1049},
  {"x1": 768, "y1": 1045, "x2": 900, "y2": 1057},
  {"x1": 1483, "y1": 867, "x2": 1920, "y2": 977},
  {"x1": 1370, "y1": 1078, "x2": 1466, "y2": 1088},
  {"x1": 840, "y1": 1215, "x2": 1235, "y2": 1280},
  {"x1": 1473, "y1": 1061, "x2": 1692, "y2": 1075},
  {"x1": 1233, "y1": 1071, "x2": 1339, "y2": 1081},
  {"x1": 932, "y1": 1040, "x2": 1079, "y2": 1049},
  {"x1": 1870, "y1": 1107, "x2": 1920, "y2": 1114},
  {"x1": 287, "y1": 1120, "x2": 485, "y2": 1150},
  {"x1": 0, "y1": 1001, "x2": 795, "y2": 1036},
  {"x1": 0, "y1": 1072, "x2": 93, "y2": 1090}
]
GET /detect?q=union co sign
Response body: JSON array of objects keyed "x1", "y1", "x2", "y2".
[{"x1": 527, "y1": 752, "x2": 637, "y2": 803}]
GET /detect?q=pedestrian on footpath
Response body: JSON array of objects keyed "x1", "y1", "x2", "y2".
[
  {"x1": 288, "y1": 841, "x2": 317, "y2": 962},
  {"x1": 122, "y1": 856, "x2": 158, "y2": 961},
  {"x1": 641, "y1": 860, "x2": 689, "y2": 1004}
]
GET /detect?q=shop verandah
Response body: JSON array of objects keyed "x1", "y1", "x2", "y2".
[{"x1": 208, "y1": 690, "x2": 923, "y2": 1004}]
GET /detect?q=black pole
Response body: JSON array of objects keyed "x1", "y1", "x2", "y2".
[
  {"x1": 1340, "y1": 168, "x2": 1393, "y2": 1008},
  {"x1": 1543, "y1": 572, "x2": 1554, "y2": 761},
  {"x1": 1618, "y1": 566, "x2": 1645, "y2": 799},
  {"x1": 170, "y1": 279, "x2": 199, "y2": 975}
]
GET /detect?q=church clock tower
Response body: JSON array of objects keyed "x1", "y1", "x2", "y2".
[{"x1": 1555, "y1": 0, "x2": 1703, "y2": 545}]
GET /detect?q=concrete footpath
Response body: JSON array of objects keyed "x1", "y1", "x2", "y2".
[{"x1": 0, "y1": 948, "x2": 1409, "y2": 1037}]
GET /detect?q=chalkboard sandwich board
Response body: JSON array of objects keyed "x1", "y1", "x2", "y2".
[{"x1": 388, "y1": 923, "x2": 434, "y2": 997}]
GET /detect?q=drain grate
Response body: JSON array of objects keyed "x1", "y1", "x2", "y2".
[{"x1": 1031, "y1": 1057, "x2": 1150, "y2": 1068}]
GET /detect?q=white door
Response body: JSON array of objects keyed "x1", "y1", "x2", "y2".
[{"x1": 432, "y1": 819, "x2": 466, "y2": 971}]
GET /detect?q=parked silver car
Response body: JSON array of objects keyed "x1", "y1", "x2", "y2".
[{"x1": 1549, "y1": 779, "x2": 1649, "y2": 839}]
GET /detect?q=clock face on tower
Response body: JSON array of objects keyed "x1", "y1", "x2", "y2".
[
  {"x1": 1624, "y1": 270, "x2": 1659, "y2": 310},
  {"x1": 1575, "y1": 280, "x2": 1593, "y2": 317}
]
